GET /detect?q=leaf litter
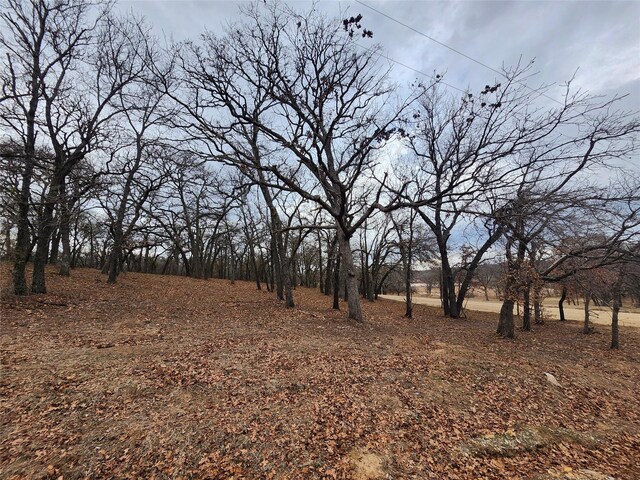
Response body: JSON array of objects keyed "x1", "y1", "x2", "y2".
[{"x1": 1, "y1": 267, "x2": 639, "y2": 479}]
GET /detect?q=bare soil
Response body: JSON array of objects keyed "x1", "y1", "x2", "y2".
[
  {"x1": 380, "y1": 295, "x2": 640, "y2": 328},
  {"x1": 1, "y1": 266, "x2": 639, "y2": 479}
]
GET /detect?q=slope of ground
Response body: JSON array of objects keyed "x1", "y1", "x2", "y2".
[{"x1": 1, "y1": 267, "x2": 639, "y2": 479}]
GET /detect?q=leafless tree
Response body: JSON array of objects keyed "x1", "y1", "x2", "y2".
[
  {"x1": 0, "y1": 0, "x2": 155, "y2": 293},
  {"x1": 167, "y1": 3, "x2": 415, "y2": 321},
  {"x1": 393, "y1": 62, "x2": 640, "y2": 324}
]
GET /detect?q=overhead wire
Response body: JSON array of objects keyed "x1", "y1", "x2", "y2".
[
  {"x1": 354, "y1": 0, "x2": 568, "y2": 107},
  {"x1": 354, "y1": 43, "x2": 468, "y2": 94}
]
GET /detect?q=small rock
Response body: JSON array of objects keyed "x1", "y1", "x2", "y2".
[{"x1": 544, "y1": 372, "x2": 562, "y2": 387}]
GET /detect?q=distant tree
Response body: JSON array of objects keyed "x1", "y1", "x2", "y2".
[
  {"x1": 474, "y1": 262, "x2": 501, "y2": 301},
  {"x1": 358, "y1": 214, "x2": 401, "y2": 301},
  {"x1": 148, "y1": 158, "x2": 238, "y2": 280},
  {"x1": 496, "y1": 179, "x2": 639, "y2": 339},
  {"x1": 99, "y1": 79, "x2": 172, "y2": 284}
]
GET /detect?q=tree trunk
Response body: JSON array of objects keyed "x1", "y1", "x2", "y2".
[
  {"x1": 611, "y1": 290, "x2": 621, "y2": 349},
  {"x1": 533, "y1": 281, "x2": 543, "y2": 324},
  {"x1": 282, "y1": 252, "x2": 294, "y2": 308},
  {"x1": 31, "y1": 177, "x2": 61, "y2": 293},
  {"x1": 12, "y1": 158, "x2": 33, "y2": 295},
  {"x1": 559, "y1": 286, "x2": 567, "y2": 321},
  {"x1": 59, "y1": 222, "x2": 71, "y2": 276},
  {"x1": 270, "y1": 231, "x2": 283, "y2": 299},
  {"x1": 332, "y1": 251, "x2": 341, "y2": 310},
  {"x1": 404, "y1": 267, "x2": 412, "y2": 318},
  {"x1": 318, "y1": 234, "x2": 324, "y2": 294},
  {"x1": 107, "y1": 230, "x2": 122, "y2": 284},
  {"x1": 228, "y1": 247, "x2": 235, "y2": 284},
  {"x1": 58, "y1": 182, "x2": 71, "y2": 276},
  {"x1": 190, "y1": 244, "x2": 205, "y2": 279},
  {"x1": 522, "y1": 284, "x2": 531, "y2": 331},
  {"x1": 324, "y1": 236, "x2": 334, "y2": 296},
  {"x1": 49, "y1": 227, "x2": 60, "y2": 264},
  {"x1": 497, "y1": 299, "x2": 515, "y2": 339},
  {"x1": 143, "y1": 244, "x2": 150, "y2": 274},
  {"x1": 439, "y1": 249, "x2": 459, "y2": 318},
  {"x1": 360, "y1": 248, "x2": 368, "y2": 299},
  {"x1": 583, "y1": 291, "x2": 592, "y2": 334},
  {"x1": 337, "y1": 229, "x2": 362, "y2": 322}
]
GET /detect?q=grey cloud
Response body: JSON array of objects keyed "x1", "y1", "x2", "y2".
[{"x1": 116, "y1": 0, "x2": 639, "y2": 105}]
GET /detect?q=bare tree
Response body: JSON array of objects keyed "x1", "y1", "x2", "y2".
[
  {"x1": 99, "y1": 79, "x2": 172, "y2": 284},
  {"x1": 0, "y1": 0, "x2": 86, "y2": 293},
  {"x1": 358, "y1": 214, "x2": 401, "y2": 301},
  {"x1": 169, "y1": 4, "x2": 415, "y2": 321},
  {"x1": 29, "y1": 7, "x2": 151, "y2": 293},
  {"x1": 394, "y1": 63, "x2": 640, "y2": 323}
]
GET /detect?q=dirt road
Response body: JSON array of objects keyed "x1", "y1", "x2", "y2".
[{"x1": 379, "y1": 294, "x2": 640, "y2": 328}]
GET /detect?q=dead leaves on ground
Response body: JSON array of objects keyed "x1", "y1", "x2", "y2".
[{"x1": 1, "y1": 266, "x2": 639, "y2": 479}]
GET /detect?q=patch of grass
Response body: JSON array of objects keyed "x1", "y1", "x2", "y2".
[{"x1": 461, "y1": 426, "x2": 600, "y2": 458}]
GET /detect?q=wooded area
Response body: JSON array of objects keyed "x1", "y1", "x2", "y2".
[
  {"x1": 1, "y1": 0, "x2": 638, "y2": 334},
  {"x1": 1, "y1": 0, "x2": 639, "y2": 478}
]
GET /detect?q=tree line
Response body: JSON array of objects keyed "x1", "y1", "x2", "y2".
[{"x1": 1, "y1": 0, "x2": 639, "y2": 347}]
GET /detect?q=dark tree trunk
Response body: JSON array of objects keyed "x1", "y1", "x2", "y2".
[
  {"x1": 318, "y1": 234, "x2": 324, "y2": 294},
  {"x1": 559, "y1": 286, "x2": 567, "y2": 322},
  {"x1": 58, "y1": 181, "x2": 71, "y2": 276},
  {"x1": 282, "y1": 251, "x2": 294, "y2": 308},
  {"x1": 534, "y1": 301, "x2": 542, "y2": 324},
  {"x1": 333, "y1": 251, "x2": 341, "y2": 310},
  {"x1": 337, "y1": 229, "x2": 362, "y2": 321},
  {"x1": 143, "y1": 244, "x2": 150, "y2": 274},
  {"x1": 497, "y1": 299, "x2": 515, "y2": 339},
  {"x1": 611, "y1": 290, "x2": 621, "y2": 349},
  {"x1": 402, "y1": 215, "x2": 414, "y2": 318},
  {"x1": 32, "y1": 177, "x2": 61, "y2": 294},
  {"x1": 107, "y1": 231, "x2": 122, "y2": 284},
  {"x1": 361, "y1": 248, "x2": 369, "y2": 300},
  {"x1": 439, "y1": 248, "x2": 459, "y2": 318},
  {"x1": 49, "y1": 227, "x2": 60, "y2": 264},
  {"x1": 404, "y1": 269, "x2": 412, "y2": 318},
  {"x1": 583, "y1": 291, "x2": 592, "y2": 334},
  {"x1": 522, "y1": 284, "x2": 531, "y2": 331},
  {"x1": 13, "y1": 158, "x2": 34, "y2": 295}
]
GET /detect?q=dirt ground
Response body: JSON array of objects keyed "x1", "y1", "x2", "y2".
[
  {"x1": 380, "y1": 295, "x2": 640, "y2": 328},
  {"x1": 1, "y1": 267, "x2": 639, "y2": 479}
]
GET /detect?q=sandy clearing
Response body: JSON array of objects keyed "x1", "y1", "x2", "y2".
[{"x1": 379, "y1": 294, "x2": 640, "y2": 328}]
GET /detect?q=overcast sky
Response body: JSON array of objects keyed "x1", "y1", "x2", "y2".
[{"x1": 117, "y1": 0, "x2": 640, "y2": 111}]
